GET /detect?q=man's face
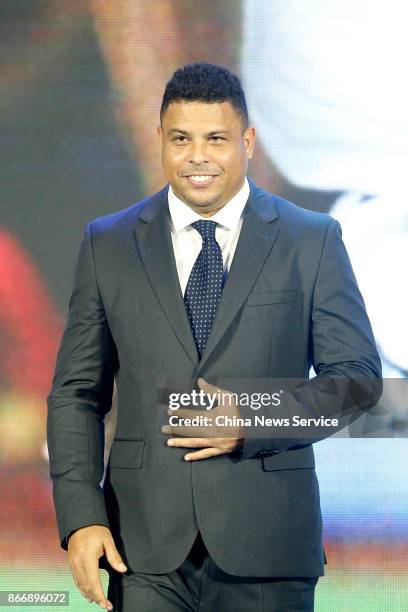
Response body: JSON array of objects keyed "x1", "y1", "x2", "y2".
[{"x1": 158, "y1": 100, "x2": 256, "y2": 216}]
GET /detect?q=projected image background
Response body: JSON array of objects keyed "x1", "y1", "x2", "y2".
[{"x1": 1, "y1": 1, "x2": 407, "y2": 610}]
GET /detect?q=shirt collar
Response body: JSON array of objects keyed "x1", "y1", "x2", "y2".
[{"x1": 168, "y1": 177, "x2": 250, "y2": 233}]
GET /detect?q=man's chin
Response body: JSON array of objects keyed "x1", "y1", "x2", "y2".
[{"x1": 178, "y1": 189, "x2": 222, "y2": 211}]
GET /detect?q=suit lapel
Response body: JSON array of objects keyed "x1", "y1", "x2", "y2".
[
  {"x1": 196, "y1": 180, "x2": 280, "y2": 374},
  {"x1": 133, "y1": 186, "x2": 199, "y2": 366}
]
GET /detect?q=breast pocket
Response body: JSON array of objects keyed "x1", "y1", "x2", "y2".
[
  {"x1": 246, "y1": 290, "x2": 298, "y2": 307},
  {"x1": 109, "y1": 438, "x2": 145, "y2": 469}
]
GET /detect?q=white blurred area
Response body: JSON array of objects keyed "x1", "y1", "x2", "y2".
[
  {"x1": 330, "y1": 191, "x2": 408, "y2": 375},
  {"x1": 242, "y1": 0, "x2": 408, "y2": 377}
]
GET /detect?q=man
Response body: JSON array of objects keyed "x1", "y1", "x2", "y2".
[{"x1": 47, "y1": 62, "x2": 381, "y2": 611}]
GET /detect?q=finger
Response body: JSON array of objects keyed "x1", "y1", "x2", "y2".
[
  {"x1": 184, "y1": 447, "x2": 224, "y2": 461},
  {"x1": 210, "y1": 437, "x2": 244, "y2": 451},
  {"x1": 162, "y1": 423, "x2": 210, "y2": 438},
  {"x1": 70, "y1": 559, "x2": 92, "y2": 602},
  {"x1": 73, "y1": 567, "x2": 102, "y2": 607},
  {"x1": 104, "y1": 537, "x2": 127, "y2": 573},
  {"x1": 73, "y1": 573, "x2": 92, "y2": 604},
  {"x1": 167, "y1": 408, "x2": 207, "y2": 418},
  {"x1": 167, "y1": 437, "x2": 210, "y2": 448},
  {"x1": 163, "y1": 420, "x2": 238, "y2": 439},
  {"x1": 197, "y1": 378, "x2": 219, "y2": 395},
  {"x1": 82, "y1": 555, "x2": 112, "y2": 609}
]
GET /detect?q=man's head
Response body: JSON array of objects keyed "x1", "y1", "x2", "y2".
[{"x1": 158, "y1": 62, "x2": 256, "y2": 216}]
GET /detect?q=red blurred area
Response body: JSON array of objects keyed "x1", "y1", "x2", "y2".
[{"x1": 0, "y1": 229, "x2": 62, "y2": 397}]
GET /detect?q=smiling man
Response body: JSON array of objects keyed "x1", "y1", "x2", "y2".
[
  {"x1": 159, "y1": 96, "x2": 254, "y2": 215},
  {"x1": 47, "y1": 62, "x2": 381, "y2": 611}
]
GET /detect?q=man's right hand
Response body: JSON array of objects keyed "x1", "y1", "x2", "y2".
[{"x1": 67, "y1": 525, "x2": 127, "y2": 610}]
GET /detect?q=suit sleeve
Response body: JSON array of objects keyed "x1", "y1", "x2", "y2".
[
  {"x1": 46, "y1": 223, "x2": 118, "y2": 549},
  {"x1": 238, "y1": 218, "x2": 382, "y2": 460}
]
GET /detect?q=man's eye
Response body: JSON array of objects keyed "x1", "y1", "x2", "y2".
[
  {"x1": 211, "y1": 136, "x2": 225, "y2": 141},
  {"x1": 174, "y1": 136, "x2": 187, "y2": 142}
]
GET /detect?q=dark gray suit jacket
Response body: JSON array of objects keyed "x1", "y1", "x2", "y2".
[{"x1": 47, "y1": 178, "x2": 381, "y2": 577}]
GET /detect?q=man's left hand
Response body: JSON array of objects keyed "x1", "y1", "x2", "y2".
[{"x1": 161, "y1": 378, "x2": 244, "y2": 461}]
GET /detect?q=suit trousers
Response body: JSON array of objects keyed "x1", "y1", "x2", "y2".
[{"x1": 107, "y1": 532, "x2": 318, "y2": 612}]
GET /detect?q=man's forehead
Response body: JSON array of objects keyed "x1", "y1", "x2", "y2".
[
  {"x1": 164, "y1": 100, "x2": 238, "y2": 119},
  {"x1": 162, "y1": 100, "x2": 242, "y2": 131}
]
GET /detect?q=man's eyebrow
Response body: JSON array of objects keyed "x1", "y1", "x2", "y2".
[
  {"x1": 167, "y1": 129, "x2": 230, "y2": 136},
  {"x1": 167, "y1": 128, "x2": 189, "y2": 135},
  {"x1": 207, "y1": 130, "x2": 230, "y2": 136}
]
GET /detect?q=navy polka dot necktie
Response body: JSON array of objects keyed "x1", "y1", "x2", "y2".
[{"x1": 184, "y1": 220, "x2": 224, "y2": 357}]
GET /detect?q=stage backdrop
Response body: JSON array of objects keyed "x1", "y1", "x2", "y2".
[{"x1": 1, "y1": 1, "x2": 407, "y2": 610}]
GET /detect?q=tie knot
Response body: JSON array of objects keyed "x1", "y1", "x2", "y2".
[{"x1": 192, "y1": 219, "x2": 217, "y2": 241}]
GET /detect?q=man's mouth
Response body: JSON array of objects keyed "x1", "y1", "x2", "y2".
[{"x1": 184, "y1": 175, "x2": 218, "y2": 187}]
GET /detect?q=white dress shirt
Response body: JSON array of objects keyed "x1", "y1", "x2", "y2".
[{"x1": 167, "y1": 177, "x2": 250, "y2": 295}]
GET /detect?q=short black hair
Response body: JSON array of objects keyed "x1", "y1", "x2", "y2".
[{"x1": 160, "y1": 62, "x2": 249, "y2": 129}]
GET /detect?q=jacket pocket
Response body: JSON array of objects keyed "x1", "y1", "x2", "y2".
[
  {"x1": 262, "y1": 445, "x2": 315, "y2": 471},
  {"x1": 246, "y1": 290, "x2": 298, "y2": 307},
  {"x1": 109, "y1": 438, "x2": 145, "y2": 469}
]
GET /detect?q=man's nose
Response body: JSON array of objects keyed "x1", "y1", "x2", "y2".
[{"x1": 189, "y1": 140, "x2": 209, "y2": 164}]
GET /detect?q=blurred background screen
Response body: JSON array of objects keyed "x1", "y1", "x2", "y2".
[{"x1": 0, "y1": 1, "x2": 407, "y2": 610}]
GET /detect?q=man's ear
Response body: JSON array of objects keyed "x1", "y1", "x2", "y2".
[
  {"x1": 244, "y1": 126, "x2": 256, "y2": 159},
  {"x1": 156, "y1": 124, "x2": 164, "y2": 153}
]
